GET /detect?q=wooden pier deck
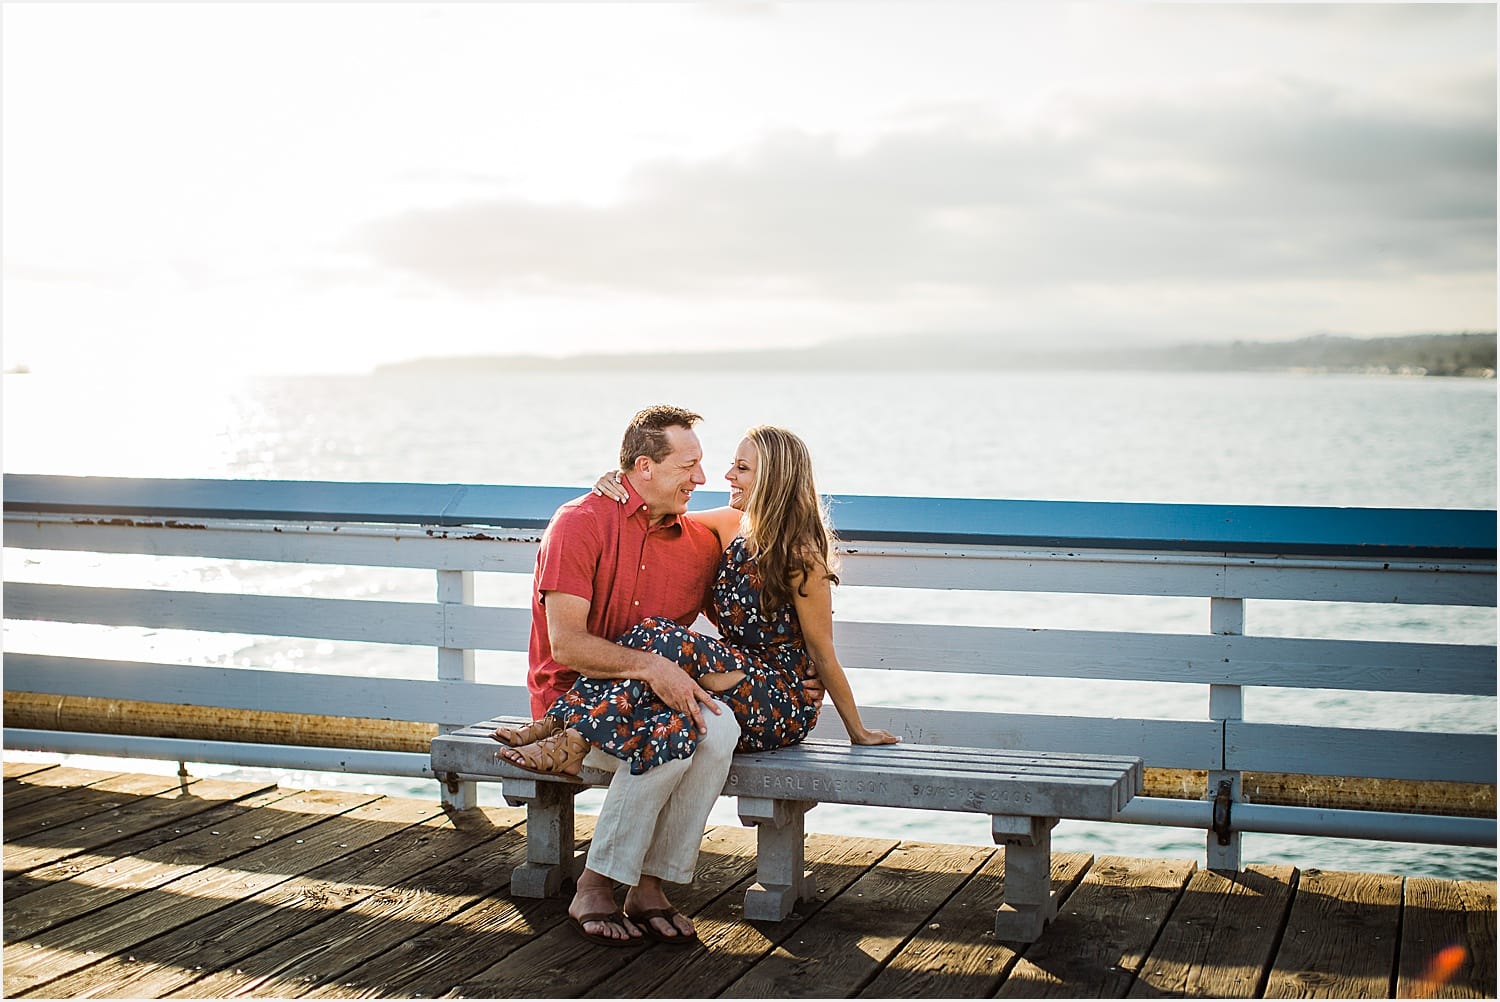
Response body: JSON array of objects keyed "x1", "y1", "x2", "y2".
[{"x1": 3, "y1": 761, "x2": 1494, "y2": 999}]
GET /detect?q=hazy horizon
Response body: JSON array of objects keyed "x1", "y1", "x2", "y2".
[{"x1": 3, "y1": 3, "x2": 1494, "y2": 379}]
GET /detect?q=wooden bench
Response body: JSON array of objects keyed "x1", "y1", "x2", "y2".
[{"x1": 431, "y1": 716, "x2": 1143, "y2": 941}]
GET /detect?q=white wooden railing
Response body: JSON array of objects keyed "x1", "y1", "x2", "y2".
[{"x1": 3, "y1": 475, "x2": 1494, "y2": 870}]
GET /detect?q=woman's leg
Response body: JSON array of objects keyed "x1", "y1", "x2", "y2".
[
  {"x1": 546, "y1": 675, "x2": 699, "y2": 774},
  {"x1": 617, "y1": 616, "x2": 749, "y2": 693}
]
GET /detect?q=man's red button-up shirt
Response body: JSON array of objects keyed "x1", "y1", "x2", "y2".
[{"x1": 527, "y1": 479, "x2": 722, "y2": 716}]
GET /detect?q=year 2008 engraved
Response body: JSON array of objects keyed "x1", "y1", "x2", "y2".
[{"x1": 912, "y1": 784, "x2": 1033, "y2": 805}]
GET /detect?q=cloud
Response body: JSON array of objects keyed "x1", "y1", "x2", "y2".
[{"x1": 350, "y1": 76, "x2": 1495, "y2": 307}]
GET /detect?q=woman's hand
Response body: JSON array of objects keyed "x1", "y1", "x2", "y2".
[
  {"x1": 851, "y1": 726, "x2": 900, "y2": 746},
  {"x1": 592, "y1": 470, "x2": 629, "y2": 504}
]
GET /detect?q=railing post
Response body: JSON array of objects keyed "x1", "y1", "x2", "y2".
[
  {"x1": 437, "y1": 569, "x2": 477, "y2": 810},
  {"x1": 1207, "y1": 596, "x2": 1244, "y2": 871}
]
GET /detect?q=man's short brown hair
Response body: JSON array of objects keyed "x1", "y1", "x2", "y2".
[{"x1": 620, "y1": 405, "x2": 703, "y2": 470}]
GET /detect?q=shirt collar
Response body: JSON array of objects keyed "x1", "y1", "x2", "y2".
[{"x1": 620, "y1": 474, "x2": 682, "y2": 530}]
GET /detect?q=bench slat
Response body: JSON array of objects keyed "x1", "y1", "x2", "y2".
[{"x1": 433, "y1": 726, "x2": 1140, "y2": 821}]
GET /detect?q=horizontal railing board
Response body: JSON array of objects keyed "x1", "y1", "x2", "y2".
[
  {"x1": 2, "y1": 517, "x2": 543, "y2": 573},
  {"x1": 6, "y1": 583, "x2": 444, "y2": 646},
  {"x1": 6, "y1": 474, "x2": 1494, "y2": 558},
  {"x1": 833, "y1": 621, "x2": 1496, "y2": 695},
  {"x1": 7, "y1": 515, "x2": 1492, "y2": 607},
  {"x1": 1225, "y1": 721, "x2": 1496, "y2": 784},
  {"x1": 9, "y1": 583, "x2": 1490, "y2": 694},
  {"x1": 4, "y1": 582, "x2": 534, "y2": 651},
  {"x1": 0, "y1": 476, "x2": 573, "y2": 531},
  {"x1": 2, "y1": 654, "x2": 532, "y2": 724},
  {"x1": 841, "y1": 549, "x2": 1496, "y2": 605},
  {"x1": 2, "y1": 730, "x2": 440, "y2": 779}
]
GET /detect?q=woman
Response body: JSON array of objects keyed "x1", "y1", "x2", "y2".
[{"x1": 496, "y1": 425, "x2": 897, "y2": 776}]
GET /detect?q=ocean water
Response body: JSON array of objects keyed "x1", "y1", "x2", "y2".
[{"x1": 3, "y1": 367, "x2": 1496, "y2": 879}]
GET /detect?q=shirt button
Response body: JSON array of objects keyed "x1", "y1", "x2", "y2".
[
  {"x1": 641, "y1": 565, "x2": 646, "y2": 570},
  {"x1": 634, "y1": 600, "x2": 639, "y2": 606}
]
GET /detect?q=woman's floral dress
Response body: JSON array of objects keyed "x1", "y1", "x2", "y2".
[{"x1": 546, "y1": 535, "x2": 820, "y2": 774}]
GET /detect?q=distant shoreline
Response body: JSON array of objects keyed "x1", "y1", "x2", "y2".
[{"x1": 377, "y1": 331, "x2": 1496, "y2": 378}]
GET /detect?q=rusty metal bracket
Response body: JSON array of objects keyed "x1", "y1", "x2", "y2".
[
  {"x1": 443, "y1": 771, "x2": 462, "y2": 795},
  {"x1": 1212, "y1": 779, "x2": 1234, "y2": 845}
]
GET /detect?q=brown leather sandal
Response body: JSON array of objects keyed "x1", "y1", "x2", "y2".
[
  {"x1": 490, "y1": 716, "x2": 562, "y2": 746},
  {"x1": 499, "y1": 729, "x2": 589, "y2": 776}
]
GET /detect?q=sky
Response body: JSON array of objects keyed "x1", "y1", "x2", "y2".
[{"x1": 2, "y1": 2, "x2": 1495, "y2": 377}]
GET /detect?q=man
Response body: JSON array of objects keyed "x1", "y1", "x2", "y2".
[{"x1": 526, "y1": 404, "x2": 737, "y2": 945}]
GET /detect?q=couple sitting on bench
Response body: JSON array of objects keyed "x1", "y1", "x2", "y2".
[{"x1": 494, "y1": 405, "x2": 896, "y2": 948}]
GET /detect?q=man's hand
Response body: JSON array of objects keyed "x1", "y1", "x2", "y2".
[
  {"x1": 802, "y1": 676, "x2": 827, "y2": 707},
  {"x1": 646, "y1": 654, "x2": 720, "y2": 734}
]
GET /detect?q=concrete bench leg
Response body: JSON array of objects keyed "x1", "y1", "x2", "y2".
[
  {"x1": 992, "y1": 814, "x2": 1060, "y2": 942},
  {"x1": 738, "y1": 797, "x2": 817, "y2": 921},
  {"x1": 502, "y1": 778, "x2": 584, "y2": 898}
]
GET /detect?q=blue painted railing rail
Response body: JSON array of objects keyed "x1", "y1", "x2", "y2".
[{"x1": 4, "y1": 474, "x2": 1494, "y2": 558}]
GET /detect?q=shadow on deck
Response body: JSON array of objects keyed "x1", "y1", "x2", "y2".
[{"x1": 3, "y1": 760, "x2": 1495, "y2": 999}]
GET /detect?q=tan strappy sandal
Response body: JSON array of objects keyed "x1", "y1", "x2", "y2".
[
  {"x1": 490, "y1": 716, "x2": 562, "y2": 746},
  {"x1": 499, "y1": 729, "x2": 589, "y2": 776}
]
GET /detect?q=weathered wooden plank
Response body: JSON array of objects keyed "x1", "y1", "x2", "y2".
[
  {"x1": 2, "y1": 776, "x2": 276, "y2": 877},
  {"x1": 857, "y1": 851, "x2": 1092, "y2": 998},
  {"x1": 3, "y1": 788, "x2": 384, "y2": 996},
  {"x1": 3, "y1": 766, "x2": 125, "y2": 811},
  {"x1": 996, "y1": 855, "x2": 1197, "y2": 998},
  {"x1": 4, "y1": 690, "x2": 440, "y2": 755},
  {"x1": 176, "y1": 806, "x2": 561, "y2": 1000},
  {"x1": 298, "y1": 815, "x2": 642, "y2": 1001},
  {"x1": 1397, "y1": 878, "x2": 1497, "y2": 1000},
  {"x1": 1128, "y1": 864, "x2": 1297, "y2": 998},
  {"x1": 444, "y1": 824, "x2": 766, "y2": 999},
  {"x1": 720, "y1": 840, "x2": 989, "y2": 998},
  {"x1": 30, "y1": 796, "x2": 464, "y2": 999},
  {"x1": 2, "y1": 786, "x2": 298, "y2": 916},
  {"x1": 572, "y1": 830, "x2": 900, "y2": 1000},
  {"x1": 2, "y1": 760, "x2": 58, "y2": 780},
  {"x1": 1263, "y1": 869, "x2": 1404, "y2": 999},
  {"x1": 3, "y1": 770, "x2": 196, "y2": 843}
]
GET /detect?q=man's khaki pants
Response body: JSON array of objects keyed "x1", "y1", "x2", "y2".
[{"x1": 582, "y1": 704, "x2": 740, "y2": 885}]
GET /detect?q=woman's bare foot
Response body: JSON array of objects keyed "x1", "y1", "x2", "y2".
[{"x1": 624, "y1": 875, "x2": 696, "y2": 941}]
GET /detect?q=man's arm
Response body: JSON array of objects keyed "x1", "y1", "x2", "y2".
[{"x1": 544, "y1": 591, "x2": 720, "y2": 732}]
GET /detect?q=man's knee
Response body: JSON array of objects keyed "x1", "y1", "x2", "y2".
[{"x1": 700, "y1": 707, "x2": 740, "y2": 760}]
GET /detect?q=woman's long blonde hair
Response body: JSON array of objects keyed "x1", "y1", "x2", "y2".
[{"x1": 741, "y1": 425, "x2": 840, "y2": 612}]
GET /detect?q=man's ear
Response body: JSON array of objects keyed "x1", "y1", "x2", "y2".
[{"x1": 633, "y1": 455, "x2": 653, "y2": 480}]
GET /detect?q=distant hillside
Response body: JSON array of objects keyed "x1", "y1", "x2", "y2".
[
  {"x1": 378, "y1": 331, "x2": 1496, "y2": 377},
  {"x1": 1123, "y1": 332, "x2": 1496, "y2": 376}
]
